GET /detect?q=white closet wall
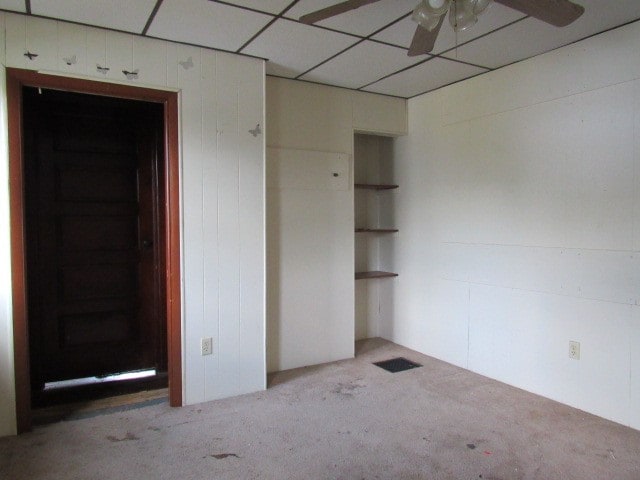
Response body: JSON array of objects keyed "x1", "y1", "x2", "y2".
[
  {"x1": 266, "y1": 77, "x2": 406, "y2": 373},
  {"x1": 0, "y1": 12, "x2": 266, "y2": 437}
]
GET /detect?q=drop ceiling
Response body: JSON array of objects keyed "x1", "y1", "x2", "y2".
[{"x1": 2, "y1": 0, "x2": 640, "y2": 98}]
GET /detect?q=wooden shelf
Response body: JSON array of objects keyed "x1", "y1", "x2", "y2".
[
  {"x1": 355, "y1": 271, "x2": 398, "y2": 280},
  {"x1": 355, "y1": 228, "x2": 398, "y2": 233},
  {"x1": 354, "y1": 183, "x2": 398, "y2": 190}
]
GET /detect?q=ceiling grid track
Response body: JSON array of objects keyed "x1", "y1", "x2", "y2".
[
  {"x1": 356, "y1": 15, "x2": 535, "y2": 92},
  {"x1": 236, "y1": 0, "x2": 301, "y2": 53},
  {"x1": 438, "y1": 14, "x2": 528, "y2": 59},
  {"x1": 294, "y1": 10, "x2": 416, "y2": 80},
  {"x1": 142, "y1": 0, "x2": 164, "y2": 35}
]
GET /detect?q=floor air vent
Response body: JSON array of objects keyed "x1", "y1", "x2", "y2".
[{"x1": 373, "y1": 357, "x2": 422, "y2": 373}]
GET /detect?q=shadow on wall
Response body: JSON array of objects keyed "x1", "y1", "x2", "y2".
[{"x1": 266, "y1": 186, "x2": 282, "y2": 374}]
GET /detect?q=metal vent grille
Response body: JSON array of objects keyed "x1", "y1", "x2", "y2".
[{"x1": 373, "y1": 357, "x2": 422, "y2": 373}]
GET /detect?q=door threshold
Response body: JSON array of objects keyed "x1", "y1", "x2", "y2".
[
  {"x1": 44, "y1": 369, "x2": 158, "y2": 391},
  {"x1": 32, "y1": 387, "x2": 168, "y2": 426},
  {"x1": 33, "y1": 372, "x2": 168, "y2": 409}
]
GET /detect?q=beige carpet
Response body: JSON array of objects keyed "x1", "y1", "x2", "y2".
[{"x1": 1, "y1": 338, "x2": 639, "y2": 479}]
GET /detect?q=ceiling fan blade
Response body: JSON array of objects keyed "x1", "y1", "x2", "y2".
[
  {"x1": 495, "y1": 0, "x2": 585, "y2": 27},
  {"x1": 299, "y1": 0, "x2": 383, "y2": 25},
  {"x1": 407, "y1": 16, "x2": 444, "y2": 57}
]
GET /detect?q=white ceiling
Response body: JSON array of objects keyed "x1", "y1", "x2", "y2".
[{"x1": 1, "y1": 0, "x2": 639, "y2": 98}]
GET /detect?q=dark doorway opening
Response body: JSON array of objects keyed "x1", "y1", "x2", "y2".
[
  {"x1": 22, "y1": 87, "x2": 168, "y2": 408},
  {"x1": 9, "y1": 68, "x2": 182, "y2": 434}
]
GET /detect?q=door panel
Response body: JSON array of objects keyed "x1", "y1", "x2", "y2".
[{"x1": 23, "y1": 88, "x2": 166, "y2": 401}]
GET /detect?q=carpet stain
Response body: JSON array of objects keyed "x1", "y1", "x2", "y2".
[
  {"x1": 106, "y1": 432, "x2": 139, "y2": 443},
  {"x1": 25, "y1": 440, "x2": 46, "y2": 448},
  {"x1": 210, "y1": 453, "x2": 240, "y2": 459},
  {"x1": 148, "y1": 421, "x2": 194, "y2": 432},
  {"x1": 333, "y1": 381, "x2": 365, "y2": 396},
  {"x1": 467, "y1": 443, "x2": 476, "y2": 450},
  {"x1": 595, "y1": 448, "x2": 616, "y2": 460}
]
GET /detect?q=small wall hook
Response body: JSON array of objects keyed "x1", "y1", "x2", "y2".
[
  {"x1": 96, "y1": 64, "x2": 110, "y2": 75},
  {"x1": 179, "y1": 56, "x2": 194, "y2": 70},
  {"x1": 24, "y1": 51, "x2": 38, "y2": 60},
  {"x1": 248, "y1": 124, "x2": 261, "y2": 137},
  {"x1": 123, "y1": 69, "x2": 139, "y2": 80}
]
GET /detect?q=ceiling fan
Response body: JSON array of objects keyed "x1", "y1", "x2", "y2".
[{"x1": 299, "y1": 0, "x2": 585, "y2": 56}]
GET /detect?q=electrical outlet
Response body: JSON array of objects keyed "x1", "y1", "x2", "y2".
[
  {"x1": 201, "y1": 337, "x2": 213, "y2": 356},
  {"x1": 569, "y1": 340, "x2": 580, "y2": 360}
]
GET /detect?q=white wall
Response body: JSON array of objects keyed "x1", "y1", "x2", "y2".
[
  {"x1": 0, "y1": 13, "x2": 266, "y2": 437},
  {"x1": 266, "y1": 77, "x2": 406, "y2": 372},
  {"x1": 391, "y1": 20, "x2": 640, "y2": 429}
]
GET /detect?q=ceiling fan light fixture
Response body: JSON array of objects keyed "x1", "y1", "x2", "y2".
[
  {"x1": 412, "y1": 0, "x2": 451, "y2": 31},
  {"x1": 449, "y1": 0, "x2": 478, "y2": 32},
  {"x1": 470, "y1": 0, "x2": 492, "y2": 15}
]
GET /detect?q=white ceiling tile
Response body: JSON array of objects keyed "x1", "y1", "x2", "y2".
[
  {"x1": 220, "y1": 0, "x2": 291, "y2": 15},
  {"x1": 372, "y1": 2, "x2": 525, "y2": 54},
  {"x1": 243, "y1": 19, "x2": 358, "y2": 78},
  {"x1": 285, "y1": 0, "x2": 417, "y2": 37},
  {"x1": 442, "y1": 18, "x2": 563, "y2": 68},
  {"x1": 0, "y1": 0, "x2": 25, "y2": 13},
  {"x1": 148, "y1": 0, "x2": 272, "y2": 52},
  {"x1": 31, "y1": 0, "x2": 157, "y2": 33},
  {"x1": 301, "y1": 40, "x2": 422, "y2": 89},
  {"x1": 369, "y1": 15, "x2": 420, "y2": 48},
  {"x1": 364, "y1": 57, "x2": 486, "y2": 97},
  {"x1": 442, "y1": 0, "x2": 640, "y2": 69}
]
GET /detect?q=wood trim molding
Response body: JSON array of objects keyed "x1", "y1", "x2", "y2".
[
  {"x1": 164, "y1": 91, "x2": 182, "y2": 407},
  {"x1": 6, "y1": 69, "x2": 30, "y2": 434},
  {"x1": 6, "y1": 68, "x2": 183, "y2": 432}
]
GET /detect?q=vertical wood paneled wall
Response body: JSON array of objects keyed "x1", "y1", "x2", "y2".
[{"x1": 0, "y1": 12, "x2": 266, "y2": 436}]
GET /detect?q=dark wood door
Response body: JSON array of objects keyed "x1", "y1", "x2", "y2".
[{"x1": 23, "y1": 88, "x2": 166, "y2": 404}]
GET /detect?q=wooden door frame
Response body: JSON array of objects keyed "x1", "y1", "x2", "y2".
[{"x1": 7, "y1": 68, "x2": 182, "y2": 433}]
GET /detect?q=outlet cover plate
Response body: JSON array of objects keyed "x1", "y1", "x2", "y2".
[
  {"x1": 201, "y1": 337, "x2": 213, "y2": 356},
  {"x1": 569, "y1": 340, "x2": 580, "y2": 360}
]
